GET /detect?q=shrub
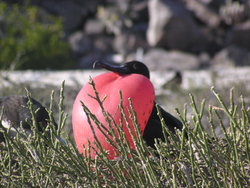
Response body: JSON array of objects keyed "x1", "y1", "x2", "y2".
[
  {"x1": 0, "y1": 82, "x2": 249, "y2": 187},
  {"x1": 0, "y1": 2, "x2": 73, "y2": 70}
]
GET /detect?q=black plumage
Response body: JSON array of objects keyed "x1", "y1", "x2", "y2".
[
  {"x1": 93, "y1": 60, "x2": 184, "y2": 148},
  {"x1": 143, "y1": 103, "x2": 183, "y2": 148},
  {"x1": 0, "y1": 95, "x2": 56, "y2": 142}
]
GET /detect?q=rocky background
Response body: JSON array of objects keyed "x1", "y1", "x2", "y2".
[
  {"x1": 3, "y1": 0, "x2": 250, "y2": 71},
  {"x1": 1, "y1": 0, "x2": 250, "y2": 136}
]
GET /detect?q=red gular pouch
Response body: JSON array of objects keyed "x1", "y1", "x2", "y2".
[{"x1": 72, "y1": 72, "x2": 155, "y2": 160}]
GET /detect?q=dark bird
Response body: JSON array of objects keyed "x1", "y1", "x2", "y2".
[
  {"x1": 162, "y1": 71, "x2": 182, "y2": 90},
  {"x1": 0, "y1": 95, "x2": 57, "y2": 143},
  {"x1": 93, "y1": 60, "x2": 184, "y2": 148}
]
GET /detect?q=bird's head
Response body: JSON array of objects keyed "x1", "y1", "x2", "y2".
[{"x1": 93, "y1": 60, "x2": 150, "y2": 79}]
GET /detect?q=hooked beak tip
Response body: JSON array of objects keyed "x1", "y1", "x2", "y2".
[{"x1": 92, "y1": 60, "x2": 99, "y2": 69}]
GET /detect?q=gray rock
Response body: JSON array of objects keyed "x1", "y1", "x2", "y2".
[
  {"x1": 2, "y1": 68, "x2": 250, "y2": 91},
  {"x1": 181, "y1": 71, "x2": 213, "y2": 89},
  {"x1": 37, "y1": 0, "x2": 86, "y2": 32},
  {"x1": 144, "y1": 48, "x2": 201, "y2": 71},
  {"x1": 69, "y1": 30, "x2": 115, "y2": 68},
  {"x1": 113, "y1": 31, "x2": 148, "y2": 57},
  {"x1": 185, "y1": 0, "x2": 220, "y2": 28},
  {"x1": 84, "y1": 19, "x2": 106, "y2": 35},
  {"x1": 93, "y1": 36, "x2": 114, "y2": 54},
  {"x1": 227, "y1": 21, "x2": 250, "y2": 50},
  {"x1": 68, "y1": 32, "x2": 92, "y2": 56},
  {"x1": 147, "y1": 0, "x2": 204, "y2": 51},
  {"x1": 211, "y1": 45, "x2": 250, "y2": 69},
  {"x1": 215, "y1": 68, "x2": 250, "y2": 90},
  {"x1": 219, "y1": 1, "x2": 247, "y2": 25}
]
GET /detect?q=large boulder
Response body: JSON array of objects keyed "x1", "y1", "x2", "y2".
[
  {"x1": 227, "y1": 21, "x2": 250, "y2": 50},
  {"x1": 69, "y1": 31, "x2": 114, "y2": 69},
  {"x1": 68, "y1": 32, "x2": 93, "y2": 57},
  {"x1": 84, "y1": 19, "x2": 106, "y2": 35},
  {"x1": 211, "y1": 45, "x2": 250, "y2": 69},
  {"x1": 144, "y1": 48, "x2": 201, "y2": 71},
  {"x1": 147, "y1": 0, "x2": 204, "y2": 52},
  {"x1": 35, "y1": 0, "x2": 102, "y2": 33}
]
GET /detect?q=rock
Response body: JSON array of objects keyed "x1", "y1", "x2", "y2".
[
  {"x1": 68, "y1": 32, "x2": 92, "y2": 57},
  {"x1": 219, "y1": 1, "x2": 247, "y2": 25},
  {"x1": 227, "y1": 21, "x2": 250, "y2": 50},
  {"x1": 96, "y1": 2, "x2": 148, "y2": 58},
  {"x1": 84, "y1": 19, "x2": 106, "y2": 34},
  {"x1": 113, "y1": 31, "x2": 149, "y2": 57},
  {"x1": 211, "y1": 45, "x2": 250, "y2": 69},
  {"x1": 198, "y1": 52, "x2": 211, "y2": 68},
  {"x1": 35, "y1": 0, "x2": 103, "y2": 33},
  {"x1": 207, "y1": 0, "x2": 226, "y2": 10},
  {"x1": 147, "y1": 0, "x2": 204, "y2": 52},
  {"x1": 93, "y1": 35, "x2": 114, "y2": 54},
  {"x1": 36, "y1": 0, "x2": 85, "y2": 32},
  {"x1": 144, "y1": 48, "x2": 201, "y2": 71},
  {"x1": 3, "y1": 68, "x2": 250, "y2": 91},
  {"x1": 69, "y1": 31, "x2": 115, "y2": 68},
  {"x1": 185, "y1": 0, "x2": 220, "y2": 28},
  {"x1": 215, "y1": 68, "x2": 250, "y2": 90},
  {"x1": 181, "y1": 70, "x2": 212, "y2": 89}
]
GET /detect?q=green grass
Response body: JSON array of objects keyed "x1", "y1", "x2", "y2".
[{"x1": 0, "y1": 81, "x2": 249, "y2": 187}]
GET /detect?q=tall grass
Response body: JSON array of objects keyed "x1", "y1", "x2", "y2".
[{"x1": 0, "y1": 82, "x2": 249, "y2": 187}]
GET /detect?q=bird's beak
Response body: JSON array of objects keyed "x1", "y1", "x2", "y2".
[{"x1": 93, "y1": 60, "x2": 129, "y2": 75}]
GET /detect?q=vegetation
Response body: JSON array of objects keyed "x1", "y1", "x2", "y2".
[
  {"x1": 0, "y1": 81, "x2": 249, "y2": 187},
  {"x1": 0, "y1": 2, "x2": 73, "y2": 70}
]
